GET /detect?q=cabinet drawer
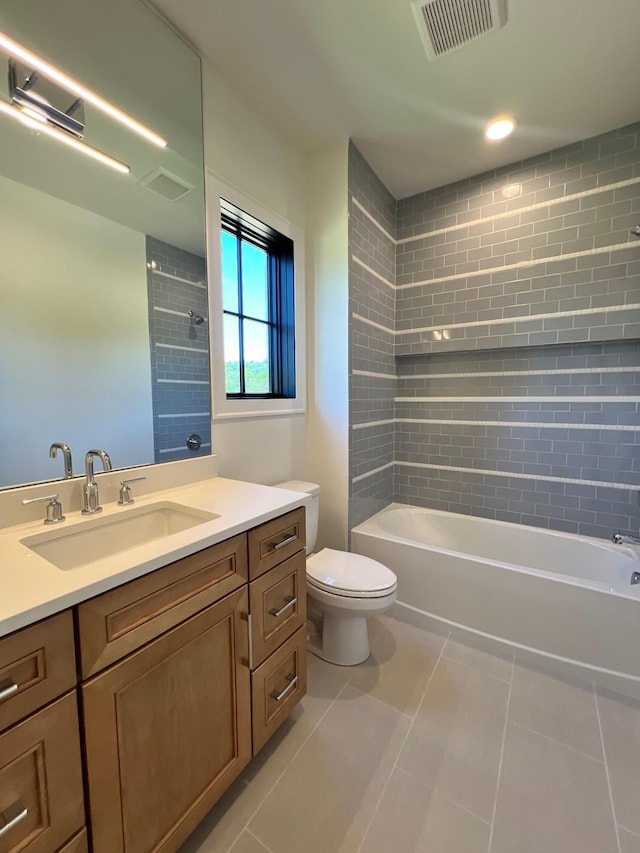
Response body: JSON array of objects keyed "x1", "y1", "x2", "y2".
[
  {"x1": 249, "y1": 551, "x2": 306, "y2": 669},
  {"x1": 0, "y1": 611, "x2": 76, "y2": 734},
  {"x1": 251, "y1": 625, "x2": 307, "y2": 755},
  {"x1": 57, "y1": 829, "x2": 88, "y2": 853},
  {"x1": 77, "y1": 533, "x2": 248, "y2": 677},
  {"x1": 0, "y1": 692, "x2": 85, "y2": 853},
  {"x1": 248, "y1": 507, "x2": 305, "y2": 580}
]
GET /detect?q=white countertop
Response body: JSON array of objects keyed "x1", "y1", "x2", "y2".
[{"x1": 0, "y1": 476, "x2": 308, "y2": 638}]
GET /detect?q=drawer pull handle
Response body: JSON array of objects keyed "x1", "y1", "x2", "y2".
[
  {"x1": 273, "y1": 534, "x2": 297, "y2": 552},
  {"x1": 241, "y1": 611, "x2": 254, "y2": 670},
  {"x1": 272, "y1": 674, "x2": 298, "y2": 702},
  {"x1": 270, "y1": 597, "x2": 297, "y2": 618},
  {"x1": 0, "y1": 802, "x2": 28, "y2": 838},
  {"x1": 0, "y1": 678, "x2": 18, "y2": 702}
]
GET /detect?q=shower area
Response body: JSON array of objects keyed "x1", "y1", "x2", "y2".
[{"x1": 348, "y1": 122, "x2": 640, "y2": 539}]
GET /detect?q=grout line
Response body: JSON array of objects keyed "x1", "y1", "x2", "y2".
[
  {"x1": 618, "y1": 824, "x2": 640, "y2": 840},
  {"x1": 487, "y1": 658, "x2": 514, "y2": 852},
  {"x1": 509, "y1": 719, "x2": 606, "y2": 765},
  {"x1": 594, "y1": 684, "x2": 622, "y2": 853},
  {"x1": 244, "y1": 828, "x2": 275, "y2": 853},
  {"x1": 355, "y1": 635, "x2": 450, "y2": 852}
]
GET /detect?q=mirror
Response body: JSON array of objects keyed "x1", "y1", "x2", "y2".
[{"x1": 0, "y1": 0, "x2": 209, "y2": 489}]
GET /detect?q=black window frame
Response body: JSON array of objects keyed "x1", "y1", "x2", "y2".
[{"x1": 221, "y1": 198, "x2": 296, "y2": 400}]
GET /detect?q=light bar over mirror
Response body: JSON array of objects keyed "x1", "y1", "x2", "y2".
[{"x1": 0, "y1": 29, "x2": 167, "y2": 148}]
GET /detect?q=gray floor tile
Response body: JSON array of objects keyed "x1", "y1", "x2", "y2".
[
  {"x1": 228, "y1": 831, "x2": 273, "y2": 853},
  {"x1": 398, "y1": 655, "x2": 509, "y2": 821},
  {"x1": 491, "y1": 722, "x2": 617, "y2": 853},
  {"x1": 509, "y1": 661, "x2": 602, "y2": 758},
  {"x1": 347, "y1": 615, "x2": 445, "y2": 715},
  {"x1": 248, "y1": 685, "x2": 410, "y2": 853},
  {"x1": 596, "y1": 688, "x2": 640, "y2": 836},
  {"x1": 361, "y1": 767, "x2": 491, "y2": 853},
  {"x1": 444, "y1": 635, "x2": 513, "y2": 682},
  {"x1": 620, "y1": 827, "x2": 640, "y2": 853}
]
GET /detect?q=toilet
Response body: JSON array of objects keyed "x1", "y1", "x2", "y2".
[{"x1": 274, "y1": 481, "x2": 397, "y2": 666}]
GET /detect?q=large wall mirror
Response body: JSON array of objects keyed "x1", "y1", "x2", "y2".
[{"x1": 0, "y1": 0, "x2": 209, "y2": 489}]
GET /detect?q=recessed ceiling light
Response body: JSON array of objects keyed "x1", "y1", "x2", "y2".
[{"x1": 485, "y1": 117, "x2": 516, "y2": 141}]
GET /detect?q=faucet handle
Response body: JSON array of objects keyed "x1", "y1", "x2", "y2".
[
  {"x1": 22, "y1": 494, "x2": 65, "y2": 525},
  {"x1": 118, "y1": 477, "x2": 147, "y2": 506}
]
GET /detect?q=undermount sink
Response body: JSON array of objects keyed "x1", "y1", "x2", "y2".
[{"x1": 21, "y1": 501, "x2": 220, "y2": 571}]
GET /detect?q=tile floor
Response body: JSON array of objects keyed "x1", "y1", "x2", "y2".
[{"x1": 180, "y1": 613, "x2": 640, "y2": 853}]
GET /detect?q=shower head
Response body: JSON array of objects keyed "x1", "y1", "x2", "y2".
[
  {"x1": 631, "y1": 226, "x2": 640, "y2": 239},
  {"x1": 187, "y1": 310, "x2": 206, "y2": 325}
]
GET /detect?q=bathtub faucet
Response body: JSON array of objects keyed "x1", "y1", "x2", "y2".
[{"x1": 611, "y1": 530, "x2": 640, "y2": 546}]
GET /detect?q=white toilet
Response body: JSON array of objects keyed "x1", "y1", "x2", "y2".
[{"x1": 275, "y1": 481, "x2": 397, "y2": 666}]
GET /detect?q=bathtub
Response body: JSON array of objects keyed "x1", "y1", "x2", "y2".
[{"x1": 352, "y1": 503, "x2": 640, "y2": 695}]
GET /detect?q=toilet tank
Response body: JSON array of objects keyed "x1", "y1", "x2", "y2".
[{"x1": 273, "y1": 480, "x2": 320, "y2": 554}]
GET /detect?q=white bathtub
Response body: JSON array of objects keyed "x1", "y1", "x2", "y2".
[{"x1": 352, "y1": 503, "x2": 640, "y2": 695}]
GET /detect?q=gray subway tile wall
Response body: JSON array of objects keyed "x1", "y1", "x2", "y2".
[
  {"x1": 348, "y1": 124, "x2": 640, "y2": 539},
  {"x1": 146, "y1": 236, "x2": 211, "y2": 463},
  {"x1": 349, "y1": 143, "x2": 397, "y2": 528}
]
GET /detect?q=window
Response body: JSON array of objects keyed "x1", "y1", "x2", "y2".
[{"x1": 220, "y1": 199, "x2": 295, "y2": 399}]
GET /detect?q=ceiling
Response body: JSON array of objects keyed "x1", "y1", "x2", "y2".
[{"x1": 152, "y1": 0, "x2": 640, "y2": 200}]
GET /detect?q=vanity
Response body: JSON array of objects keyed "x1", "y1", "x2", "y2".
[{"x1": 0, "y1": 475, "x2": 308, "y2": 853}]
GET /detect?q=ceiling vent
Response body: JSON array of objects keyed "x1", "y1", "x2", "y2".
[
  {"x1": 411, "y1": 0, "x2": 508, "y2": 60},
  {"x1": 137, "y1": 168, "x2": 194, "y2": 201}
]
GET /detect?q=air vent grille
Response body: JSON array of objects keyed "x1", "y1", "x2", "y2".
[
  {"x1": 412, "y1": 0, "x2": 507, "y2": 60},
  {"x1": 137, "y1": 168, "x2": 194, "y2": 201}
]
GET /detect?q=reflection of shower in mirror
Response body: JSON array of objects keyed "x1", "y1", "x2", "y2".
[{"x1": 187, "y1": 309, "x2": 207, "y2": 325}]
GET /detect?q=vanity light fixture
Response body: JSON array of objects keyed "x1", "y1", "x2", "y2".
[
  {"x1": 485, "y1": 116, "x2": 516, "y2": 141},
  {"x1": 0, "y1": 30, "x2": 167, "y2": 148},
  {"x1": 0, "y1": 99, "x2": 130, "y2": 173}
]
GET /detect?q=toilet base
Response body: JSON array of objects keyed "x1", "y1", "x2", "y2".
[{"x1": 308, "y1": 613, "x2": 370, "y2": 666}]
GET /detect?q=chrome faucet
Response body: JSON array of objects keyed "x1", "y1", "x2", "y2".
[
  {"x1": 612, "y1": 530, "x2": 640, "y2": 546},
  {"x1": 49, "y1": 442, "x2": 73, "y2": 479},
  {"x1": 82, "y1": 449, "x2": 112, "y2": 514}
]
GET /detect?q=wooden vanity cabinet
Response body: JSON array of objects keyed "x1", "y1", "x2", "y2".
[
  {"x1": 0, "y1": 613, "x2": 86, "y2": 853},
  {"x1": 1, "y1": 506, "x2": 307, "y2": 853}
]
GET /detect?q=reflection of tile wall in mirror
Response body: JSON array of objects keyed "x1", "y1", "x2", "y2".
[
  {"x1": 146, "y1": 237, "x2": 211, "y2": 463},
  {"x1": 0, "y1": 0, "x2": 208, "y2": 490}
]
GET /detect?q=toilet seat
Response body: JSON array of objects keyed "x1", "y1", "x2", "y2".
[{"x1": 306, "y1": 548, "x2": 397, "y2": 599}]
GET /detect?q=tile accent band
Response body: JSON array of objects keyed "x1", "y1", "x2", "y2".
[
  {"x1": 396, "y1": 242, "x2": 640, "y2": 292},
  {"x1": 353, "y1": 418, "x2": 640, "y2": 432},
  {"x1": 351, "y1": 459, "x2": 637, "y2": 490}
]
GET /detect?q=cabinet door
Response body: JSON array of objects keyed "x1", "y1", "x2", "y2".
[
  {"x1": 0, "y1": 692, "x2": 85, "y2": 853},
  {"x1": 82, "y1": 587, "x2": 251, "y2": 853}
]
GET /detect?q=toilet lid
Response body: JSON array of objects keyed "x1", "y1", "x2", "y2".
[{"x1": 306, "y1": 548, "x2": 397, "y2": 597}]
